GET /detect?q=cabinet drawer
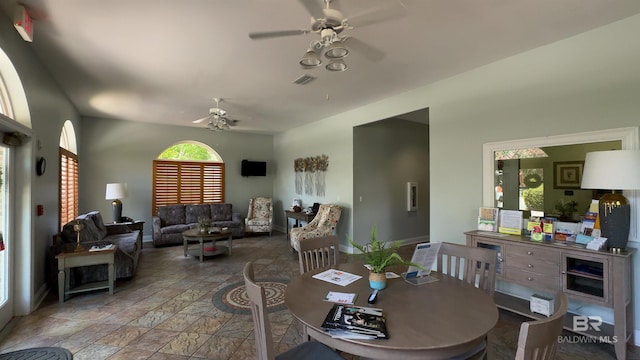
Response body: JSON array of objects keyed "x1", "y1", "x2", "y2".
[
  {"x1": 506, "y1": 254, "x2": 560, "y2": 277},
  {"x1": 504, "y1": 267, "x2": 560, "y2": 292},
  {"x1": 506, "y1": 244, "x2": 560, "y2": 264}
]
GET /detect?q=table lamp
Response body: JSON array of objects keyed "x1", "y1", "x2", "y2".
[
  {"x1": 581, "y1": 150, "x2": 640, "y2": 250},
  {"x1": 105, "y1": 183, "x2": 128, "y2": 223}
]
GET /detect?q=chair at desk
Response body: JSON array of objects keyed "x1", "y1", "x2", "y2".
[
  {"x1": 515, "y1": 291, "x2": 568, "y2": 360},
  {"x1": 243, "y1": 262, "x2": 344, "y2": 360},
  {"x1": 298, "y1": 235, "x2": 340, "y2": 275},
  {"x1": 437, "y1": 242, "x2": 498, "y2": 298}
]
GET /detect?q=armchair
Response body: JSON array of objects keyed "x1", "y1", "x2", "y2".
[
  {"x1": 245, "y1": 197, "x2": 273, "y2": 236},
  {"x1": 290, "y1": 204, "x2": 342, "y2": 251}
]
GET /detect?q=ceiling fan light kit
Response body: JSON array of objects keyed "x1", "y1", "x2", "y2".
[{"x1": 248, "y1": 0, "x2": 400, "y2": 72}]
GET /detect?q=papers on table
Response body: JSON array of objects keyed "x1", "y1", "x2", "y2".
[
  {"x1": 89, "y1": 244, "x2": 114, "y2": 252},
  {"x1": 324, "y1": 291, "x2": 358, "y2": 304},
  {"x1": 313, "y1": 269, "x2": 362, "y2": 286}
]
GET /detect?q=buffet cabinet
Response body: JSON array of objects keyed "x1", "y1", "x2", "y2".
[{"x1": 465, "y1": 230, "x2": 634, "y2": 360}]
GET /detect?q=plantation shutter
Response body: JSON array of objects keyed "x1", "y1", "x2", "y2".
[
  {"x1": 59, "y1": 147, "x2": 79, "y2": 229},
  {"x1": 152, "y1": 160, "x2": 224, "y2": 214}
]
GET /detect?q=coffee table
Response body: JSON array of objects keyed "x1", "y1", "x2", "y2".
[{"x1": 182, "y1": 228, "x2": 232, "y2": 262}]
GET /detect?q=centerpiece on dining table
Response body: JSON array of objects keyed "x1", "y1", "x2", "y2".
[{"x1": 349, "y1": 226, "x2": 425, "y2": 290}]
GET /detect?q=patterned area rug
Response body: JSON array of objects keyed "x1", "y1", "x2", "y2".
[
  {"x1": 0, "y1": 347, "x2": 73, "y2": 359},
  {"x1": 212, "y1": 279, "x2": 288, "y2": 315}
]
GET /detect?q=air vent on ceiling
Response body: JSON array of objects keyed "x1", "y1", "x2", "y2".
[{"x1": 293, "y1": 74, "x2": 316, "y2": 85}]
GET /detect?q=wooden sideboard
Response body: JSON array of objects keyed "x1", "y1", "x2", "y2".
[{"x1": 465, "y1": 230, "x2": 634, "y2": 360}]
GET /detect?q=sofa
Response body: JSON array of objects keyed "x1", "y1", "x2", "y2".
[
  {"x1": 54, "y1": 211, "x2": 142, "y2": 285},
  {"x1": 152, "y1": 203, "x2": 244, "y2": 246}
]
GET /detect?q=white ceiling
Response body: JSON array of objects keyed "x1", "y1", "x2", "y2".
[{"x1": 2, "y1": 0, "x2": 640, "y2": 134}]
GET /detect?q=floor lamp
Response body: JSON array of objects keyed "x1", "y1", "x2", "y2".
[
  {"x1": 105, "y1": 183, "x2": 128, "y2": 223},
  {"x1": 581, "y1": 150, "x2": 640, "y2": 251}
]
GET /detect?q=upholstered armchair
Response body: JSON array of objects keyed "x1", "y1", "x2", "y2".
[
  {"x1": 290, "y1": 204, "x2": 342, "y2": 251},
  {"x1": 245, "y1": 197, "x2": 273, "y2": 236}
]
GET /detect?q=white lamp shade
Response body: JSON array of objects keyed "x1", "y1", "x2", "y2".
[
  {"x1": 105, "y1": 183, "x2": 128, "y2": 200},
  {"x1": 581, "y1": 150, "x2": 640, "y2": 190}
]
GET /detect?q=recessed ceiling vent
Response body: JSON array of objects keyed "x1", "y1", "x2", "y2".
[{"x1": 293, "y1": 74, "x2": 316, "y2": 85}]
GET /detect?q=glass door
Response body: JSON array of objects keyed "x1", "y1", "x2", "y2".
[{"x1": 0, "y1": 145, "x2": 11, "y2": 329}]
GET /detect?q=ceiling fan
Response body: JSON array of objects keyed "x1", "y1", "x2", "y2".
[
  {"x1": 192, "y1": 98, "x2": 238, "y2": 132},
  {"x1": 248, "y1": 0, "x2": 405, "y2": 71}
]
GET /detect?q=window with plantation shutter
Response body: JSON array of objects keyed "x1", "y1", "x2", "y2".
[
  {"x1": 152, "y1": 160, "x2": 224, "y2": 214},
  {"x1": 59, "y1": 147, "x2": 79, "y2": 229}
]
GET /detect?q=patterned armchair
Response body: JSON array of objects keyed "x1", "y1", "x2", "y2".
[
  {"x1": 245, "y1": 197, "x2": 273, "y2": 236},
  {"x1": 290, "y1": 204, "x2": 342, "y2": 251}
]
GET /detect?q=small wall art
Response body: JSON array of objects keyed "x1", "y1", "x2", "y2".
[
  {"x1": 553, "y1": 161, "x2": 584, "y2": 189},
  {"x1": 407, "y1": 182, "x2": 418, "y2": 211}
]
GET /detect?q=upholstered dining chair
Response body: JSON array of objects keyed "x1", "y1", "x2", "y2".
[
  {"x1": 437, "y1": 242, "x2": 498, "y2": 298},
  {"x1": 297, "y1": 235, "x2": 341, "y2": 275},
  {"x1": 245, "y1": 197, "x2": 273, "y2": 236},
  {"x1": 243, "y1": 262, "x2": 344, "y2": 360},
  {"x1": 290, "y1": 204, "x2": 342, "y2": 252},
  {"x1": 515, "y1": 291, "x2": 568, "y2": 360}
]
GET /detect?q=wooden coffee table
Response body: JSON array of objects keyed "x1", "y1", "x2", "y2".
[{"x1": 182, "y1": 228, "x2": 232, "y2": 262}]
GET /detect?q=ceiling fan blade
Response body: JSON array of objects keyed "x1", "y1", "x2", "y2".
[
  {"x1": 249, "y1": 29, "x2": 309, "y2": 40},
  {"x1": 346, "y1": 1, "x2": 407, "y2": 28},
  {"x1": 192, "y1": 116, "x2": 209, "y2": 124},
  {"x1": 299, "y1": 0, "x2": 326, "y2": 20},
  {"x1": 344, "y1": 37, "x2": 385, "y2": 62}
]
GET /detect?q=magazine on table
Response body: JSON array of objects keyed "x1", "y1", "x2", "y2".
[{"x1": 321, "y1": 304, "x2": 389, "y2": 339}]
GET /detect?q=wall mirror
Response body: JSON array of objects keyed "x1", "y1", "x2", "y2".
[{"x1": 483, "y1": 127, "x2": 639, "y2": 225}]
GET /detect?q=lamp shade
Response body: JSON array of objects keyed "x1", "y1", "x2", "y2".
[
  {"x1": 581, "y1": 150, "x2": 640, "y2": 190},
  {"x1": 105, "y1": 183, "x2": 128, "y2": 200}
]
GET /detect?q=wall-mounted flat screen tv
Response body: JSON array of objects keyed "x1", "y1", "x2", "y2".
[{"x1": 241, "y1": 160, "x2": 267, "y2": 177}]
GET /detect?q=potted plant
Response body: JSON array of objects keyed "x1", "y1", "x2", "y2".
[
  {"x1": 197, "y1": 217, "x2": 212, "y2": 233},
  {"x1": 349, "y1": 226, "x2": 425, "y2": 290}
]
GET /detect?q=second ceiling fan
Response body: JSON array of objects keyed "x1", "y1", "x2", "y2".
[
  {"x1": 193, "y1": 98, "x2": 238, "y2": 132},
  {"x1": 248, "y1": 0, "x2": 405, "y2": 71}
]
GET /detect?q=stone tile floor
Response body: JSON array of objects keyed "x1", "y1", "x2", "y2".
[{"x1": 0, "y1": 233, "x2": 637, "y2": 359}]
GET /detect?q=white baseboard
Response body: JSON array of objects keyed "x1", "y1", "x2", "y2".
[{"x1": 32, "y1": 283, "x2": 48, "y2": 312}]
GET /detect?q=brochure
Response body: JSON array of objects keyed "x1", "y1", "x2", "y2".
[
  {"x1": 312, "y1": 269, "x2": 362, "y2": 286},
  {"x1": 324, "y1": 291, "x2": 358, "y2": 304},
  {"x1": 89, "y1": 244, "x2": 115, "y2": 252}
]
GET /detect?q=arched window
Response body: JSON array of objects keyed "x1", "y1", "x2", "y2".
[
  {"x1": 152, "y1": 141, "x2": 225, "y2": 214},
  {"x1": 59, "y1": 120, "x2": 78, "y2": 228}
]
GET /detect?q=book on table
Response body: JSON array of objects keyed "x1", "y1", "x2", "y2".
[{"x1": 321, "y1": 304, "x2": 389, "y2": 339}]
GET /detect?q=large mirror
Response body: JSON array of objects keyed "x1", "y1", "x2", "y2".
[{"x1": 483, "y1": 127, "x2": 639, "y2": 222}]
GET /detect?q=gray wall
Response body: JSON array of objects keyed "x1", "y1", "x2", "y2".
[
  {"x1": 79, "y1": 116, "x2": 275, "y2": 236},
  {"x1": 353, "y1": 118, "x2": 429, "y2": 245}
]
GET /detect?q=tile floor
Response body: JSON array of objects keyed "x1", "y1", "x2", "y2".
[{"x1": 0, "y1": 233, "x2": 637, "y2": 359}]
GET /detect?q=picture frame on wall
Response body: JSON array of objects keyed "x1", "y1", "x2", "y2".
[
  {"x1": 407, "y1": 182, "x2": 418, "y2": 211},
  {"x1": 553, "y1": 161, "x2": 584, "y2": 189}
]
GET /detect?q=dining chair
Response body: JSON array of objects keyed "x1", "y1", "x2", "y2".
[
  {"x1": 243, "y1": 262, "x2": 344, "y2": 360},
  {"x1": 437, "y1": 242, "x2": 498, "y2": 298},
  {"x1": 515, "y1": 291, "x2": 568, "y2": 360},
  {"x1": 297, "y1": 235, "x2": 340, "y2": 275}
]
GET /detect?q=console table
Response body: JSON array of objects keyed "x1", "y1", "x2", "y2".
[
  {"x1": 284, "y1": 210, "x2": 316, "y2": 240},
  {"x1": 466, "y1": 230, "x2": 634, "y2": 360}
]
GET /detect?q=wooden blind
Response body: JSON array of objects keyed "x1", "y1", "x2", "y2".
[
  {"x1": 59, "y1": 147, "x2": 79, "y2": 229},
  {"x1": 152, "y1": 160, "x2": 224, "y2": 215}
]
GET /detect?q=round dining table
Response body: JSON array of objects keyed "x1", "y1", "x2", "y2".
[{"x1": 285, "y1": 262, "x2": 499, "y2": 359}]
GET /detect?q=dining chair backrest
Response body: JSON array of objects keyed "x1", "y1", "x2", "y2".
[
  {"x1": 298, "y1": 235, "x2": 340, "y2": 275},
  {"x1": 243, "y1": 262, "x2": 344, "y2": 360},
  {"x1": 515, "y1": 291, "x2": 568, "y2": 360},
  {"x1": 243, "y1": 262, "x2": 276, "y2": 360},
  {"x1": 437, "y1": 242, "x2": 498, "y2": 298}
]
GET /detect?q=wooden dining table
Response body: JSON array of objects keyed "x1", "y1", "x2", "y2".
[{"x1": 284, "y1": 262, "x2": 499, "y2": 360}]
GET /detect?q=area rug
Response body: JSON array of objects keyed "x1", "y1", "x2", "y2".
[
  {"x1": 0, "y1": 347, "x2": 73, "y2": 360},
  {"x1": 212, "y1": 279, "x2": 288, "y2": 315}
]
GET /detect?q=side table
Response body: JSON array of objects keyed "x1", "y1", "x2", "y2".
[{"x1": 55, "y1": 245, "x2": 117, "y2": 303}]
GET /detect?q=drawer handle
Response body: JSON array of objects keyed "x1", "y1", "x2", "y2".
[
  {"x1": 527, "y1": 251, "x2": 533, "y2": 255},
  {"x1": 527, "y1": 277, "x2": 533, "y2": 281},
  {"x1": 527, "y1": 264, "x2": 533, "y2": 268}
]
